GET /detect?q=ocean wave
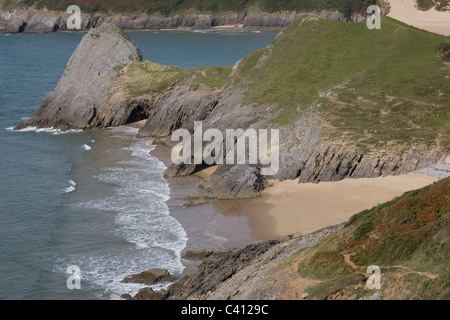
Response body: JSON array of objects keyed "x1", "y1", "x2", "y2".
[
  {"x1": 10, "y1": 126, "x2": 82, "y2": 135},
  {"x1": 64, "y1": 180, "x2": 77, "y2": 194},
  {"x1": 82, "y1": 144, "x2": 92, "y2": 151},
  {"x1": 61, "y1": 128, "x2": 188, "y2": 297}
]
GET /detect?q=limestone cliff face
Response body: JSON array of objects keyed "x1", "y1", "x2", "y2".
[
  {"x1": 137, "y1": 80, "x2": 446, "y2": 192},
  {"x1": 15, "y1": 23, "x2": 147, "y2": 130},
  {"x1": 15, "y1": 21, "x2": 448, "y2": 200},
  {"x1": 0, "y1": 8, "x2": 296, "y2": 34},
  {"x1": 0, "y1": 7, "x2": 388, "y2": 34}
]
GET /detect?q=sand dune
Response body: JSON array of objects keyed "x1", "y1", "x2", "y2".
[{"x1": 387, "y1": 0, "x2": 450, "y2": 35}]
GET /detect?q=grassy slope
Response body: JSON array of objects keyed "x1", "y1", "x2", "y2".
[
  {"x1": 115, "y1": 61, "x2": 231, "y2": 97},
  {"x1": 232, "y1": 15, "x2": 450, "y2": 151},
  {"x1": 118, "y1": 15, "x2": 450, "y2": 154},
  {"x1": 295, "y1": 177, "x2": 450, "y2": 300}
]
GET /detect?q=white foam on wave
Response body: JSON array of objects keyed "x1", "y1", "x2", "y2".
[
  {"x1": 64, "y1": 180, "x2": 77, "y2": 194},
  {"x1": 11, "y1": 126, "x2": 82, "y2": 135},
  {"x1": 61, "y1": 126, "x2": 188, "y2": 298},
  {"x1": 82, "y1": 144, "x2": 92, "y2": 151}
]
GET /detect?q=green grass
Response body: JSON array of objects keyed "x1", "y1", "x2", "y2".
[
  {"x1": 118, "y1": 61, "x2": 231, "y2": 97},
  {"x1": 121, "y1": 61, "x2": 188, "y2": 97},
  {"x1": 306, "y1": 273, "x2": 366, "y2": 299},
  {"x1": 231, "y1": 15, "x2": 450, "y2": 150},
  {"x1": 298, "y1": 251, "x2": 354, "y2": 279},
  {"x1": 190, "y1": 66, "x2": 232, "y2": 91}
]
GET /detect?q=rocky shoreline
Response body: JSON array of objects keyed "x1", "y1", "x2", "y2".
[
  {"x1": 0, "y1": 7, "x2": 379, "y2": 34},
  {"x1": 15, "y1": 17, "x2": 448, "y2": 201},
  {"x1": 11, "y1": 13, "x2": 449, "y2": 300},
  {"x1": 122, "y1": 223, "x2": 345, "y2": 300}
]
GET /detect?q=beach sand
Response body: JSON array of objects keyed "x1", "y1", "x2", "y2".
[
  {"x1": 217, "y1": 173, "x2": 439, "y2": 240},
  {"x1": 129, "y1": 122, "x2": 441, "y2": 248},
  {"x1": 157, "y1": 146, "x2": 439, "y2": 245},
  {"x1": 387, "y1": 0, "x2": 450, "y2": 36}
]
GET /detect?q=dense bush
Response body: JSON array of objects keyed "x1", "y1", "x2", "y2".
[{"x1": 436, "y1": 42, "x2": 450, "y2": 54}]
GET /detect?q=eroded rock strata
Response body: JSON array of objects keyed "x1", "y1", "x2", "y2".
[{"x1": 15, "y1": 19, "x2": 448, "y2": 199}]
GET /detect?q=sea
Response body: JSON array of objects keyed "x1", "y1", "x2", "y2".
[{"x1": 0, "y1": 29, "x2": 278, "y2": 299}]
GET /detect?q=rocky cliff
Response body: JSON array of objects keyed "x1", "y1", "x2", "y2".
[
  {"x1": 124, "y1": 177, "x2": 450, "y2": 300},
  {"x1": 15, "y1": 23, "x2": 151, "y2": 130},
  {"x1": 16, "y1": 15, "x2": 449, "y2": 199},
  {"x1": 0, "y1": 8, "x2": 298, "y2": 33},
  {"x1": 0, "y1": 6, "x2": 390, "y2": 34}
]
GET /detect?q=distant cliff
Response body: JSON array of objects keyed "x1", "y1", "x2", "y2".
[
  {"x1": 0, "y1": 8, "x2": 298, "y2": 33},
  {"x1": 0, "y1": 6, "x2": 384, "y2": 34}
]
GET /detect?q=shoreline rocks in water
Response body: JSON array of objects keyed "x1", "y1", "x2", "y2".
[
  {"x1": 120, "y1": 224, "x2": 345, "y2": 300},
  {"x1": 121, "y1": 268, "x2": 175, "y2": 286}
]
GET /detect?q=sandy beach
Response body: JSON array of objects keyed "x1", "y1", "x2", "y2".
[
  {"x1": 219, "y1": 173, "x2": 440, "y2": 239},
  {"x1": 387, "y1": 0, "x2": 450, "y2": 36},
  {"x1": 144, "y1": 135, "x2": 442, "y2": 245}
]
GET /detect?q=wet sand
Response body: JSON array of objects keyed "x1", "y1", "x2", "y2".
[{"x1": 220, "y1": 173, "x2": 439, "y2": 239}]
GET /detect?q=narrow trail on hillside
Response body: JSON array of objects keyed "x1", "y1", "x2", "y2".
[{"x1": 343, "y1": 253, "x2": 439, "y2": 279}]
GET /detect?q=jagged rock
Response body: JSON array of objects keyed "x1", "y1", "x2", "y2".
[
  {"x1": 15, "y1": 23, "x2": 145, "y2": 131},
  {"x1": 121, "y1": 268, "x2": 174, "y2": 285},
  {"x1": 168, "y1": 240, "x2": 280, "y2": 299},
  {"x1": 182, "y1": 250, "x2": 215, "y2": 261},
  {"x1": 416, "y1": 164, "x2": 450, "y2": 179},
  {"x1": 194, "y1": 164, "x2": 268, "y2": 200},
  {"x1": 122, "y1": 288, "x2": 169, "y2": 300},
  {"x1": 370, "y1": 292, "x2": 383, "y2": 300},
  {"x1": 138, "y1": 87, "x2": 221, "y2": 139},
  {"x1": 0, "y1": 10, "x2": 26, "y2": 33},
  {"x1": 166, "y1": 225, "x2": 344, "y2": 300},
  {"x1": 0, "y1": 9, "x2": 298, "y2": 34},
  {"x1": 164, "y1": 163, "x2": 204, "y2": 178},
  {"x1": 21, "y1": 11, "x2": 61, "y2": 33}
]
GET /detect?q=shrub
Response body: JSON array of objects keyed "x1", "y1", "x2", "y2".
[
  {"x1": 436, "y1": 42, "x2": 450, "y2": 54},
  {"x1": 298, "y1": 251, "x2": 354, "y2": 279},
  {"x1": 353, "y1": 221, "x2": 373, "y2": 241},
  {"x1": 442, "y1": 51, "x2": 450, "y2": 62}
]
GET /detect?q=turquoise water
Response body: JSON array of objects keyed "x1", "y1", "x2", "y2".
[{"x1": 0, "y1": 29, "x2": 278, "y2": 300}]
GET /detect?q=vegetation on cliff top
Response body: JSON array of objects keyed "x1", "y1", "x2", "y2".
[
  {"x1": 116, "y1": 61, "x2": 231, "y2": 97},
  {"x1": 116, "y1": 14, "x2": 450, "y2": 154},
  {"x1": 231, "y1": 15, "x2": 450, "y2": 151},
  {"x1": 1, "y1": 0, "x2": 378, "y2": 16},
  {"x1": 297, "y1": 177, "x2": 450, "y2": 299}
]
